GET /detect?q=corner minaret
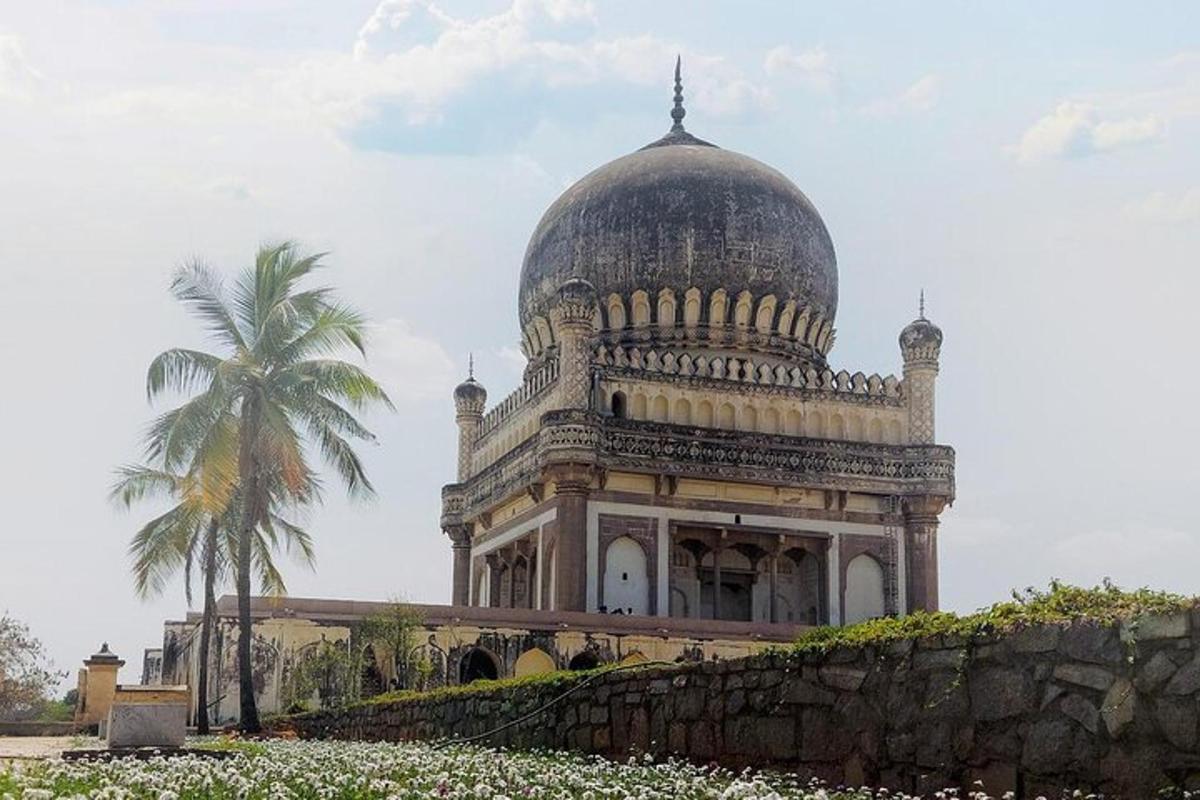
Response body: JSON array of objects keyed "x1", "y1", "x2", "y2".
[
  {"x1": 899, "y1": 293, "x2": 948, "y2": 613},
  {"x1": 453, "y1": 359, "x2": 487, "y2": 481},
  {"x1": 900, "y1": 292, "x2": 943, "y2": 445}
]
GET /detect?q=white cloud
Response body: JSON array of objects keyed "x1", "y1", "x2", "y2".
[
  {"x1": 365, "y1": 317, "x2": 457, "y2": 404},
  {"x1": 0, "y1": 31, "x2": 42, "y2": 102},
  {"x1": 1015, "y1": 101, "x2": 1164, "y2": 162},
  {"x1": 277, "y1": 0, "x2": 771, "y2": 133},
  {"x1": 763, "y1": 46, "x2": 834, "y2": 93},
  {"x1": 860, "y1": 74, "x2": 940, "y2": 117},
  {"x1": 1124, "y1": 188, "x2": 1200, "y2": 223}
]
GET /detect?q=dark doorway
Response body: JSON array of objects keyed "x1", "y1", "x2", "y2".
[
  {"x1": 611, "y1": 391, "x2": 627, "y2": 418},
  {"x1": 459, "y1": 648, "x2": 499, "y2": 684},
  {"x1": 568, "y1": 651, "x2": 601, "y2": 671}
]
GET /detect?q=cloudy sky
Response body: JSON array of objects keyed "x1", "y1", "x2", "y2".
[{"x1": 2, "y1": 0, "x2": 1199, "y2": 685}]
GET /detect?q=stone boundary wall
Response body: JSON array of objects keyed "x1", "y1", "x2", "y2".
[{"x1": 286, "y1": 612, "x2": 1200, "y2": 798}]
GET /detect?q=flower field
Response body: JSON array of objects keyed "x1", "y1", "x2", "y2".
[{"x1": 0, "y1": 739, "x2": 1012, "y2": 800}]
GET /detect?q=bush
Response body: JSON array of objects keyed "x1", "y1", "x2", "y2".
[{"x1": 791, "y1": 579, "x2": 1196, "y2": 654}]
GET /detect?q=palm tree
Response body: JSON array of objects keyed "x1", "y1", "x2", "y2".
[
  {"x1": 144, "y1": 242, "x2": 391, "y2": 731},
  {"x1": 112, "y1": 465, "x2": 315, "y2": 732}
]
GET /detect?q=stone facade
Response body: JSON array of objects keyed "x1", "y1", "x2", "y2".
[
  {"x1": 157, "y1": 596, "x2": 804, "y2": 726},
  {"x1": 286, "y1": 612, "x2": 1200, "y2": 798},
  {"x1": 443, "y1": 75, "x2": 955, "y2": 635}
]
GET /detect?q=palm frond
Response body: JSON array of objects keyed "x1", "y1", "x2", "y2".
[
  {"x1": 170, "y1": 261, "x2": 248, "y2": 352},
  {"x1": 279, "y1": 359, "x2": 394, "y2": 412},
  {"x1": 109, "y1": 465, "x2": 183, "y2": 508}
]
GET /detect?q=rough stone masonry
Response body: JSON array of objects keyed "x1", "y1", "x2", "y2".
[{"x1": 286, "y1": 611, "x2": 1200, "y2": 798}]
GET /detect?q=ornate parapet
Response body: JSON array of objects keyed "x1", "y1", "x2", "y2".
[
  {"x1": 450, "y1": 409, "x2": 954, "y2": 522},
  {"x1": 598, "y1": 344, "x2": 903, "y2": 407},
  {"x1": 599, "y1": 417, "x2": 954, "y2": 498},
  {"x1": 477, "y1": 358, "x2": 559, "y2": 439}
]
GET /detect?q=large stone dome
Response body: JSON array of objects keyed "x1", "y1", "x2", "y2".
[
  {"x1": 520, "y1": 135, "x2": 837, "y2": 324},
  {"x1": 517, "y1": 75, "x2": 839, "y2": 374}
]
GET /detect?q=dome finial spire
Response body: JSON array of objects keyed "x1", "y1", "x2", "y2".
[
  {"x1": 670, "y1": 55, "x2": 686, "y2": 132},
  {"x1": 919, "y1": 289, "x2": 926, "y2": 320},
  {"x1": 468, "y1": 352, "x2": 474, "y2": 379}
]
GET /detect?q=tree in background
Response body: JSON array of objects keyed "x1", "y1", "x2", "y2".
[
  {"x1": 359, "y1": 600, "x2": 428, "y2": 693},
  {"x1": 0, "y1": 614, "x2": 63, "y2": 722},
  {"x1": 111, "y1": 465, "x2": 315, "y2": 732},
  {"x1": 144, "y1": 243, "x2": 392, "y2": 731}
]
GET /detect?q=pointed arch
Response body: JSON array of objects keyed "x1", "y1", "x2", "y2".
[
  {"x1": 631, "y1": 290, "x2": 651, "y2": 327},
  {"x1": 606, "y1": 294, "x2": 627, "y2": 330},
  {"x1": 754, "y1": 294, "x2": 777, "y2": 334},
  {"x1": 656, "y1": 288, "x2": 677, "y2": 327},
  {"x1": 708, "y1": 288, "x2": 728, "y2": 326},
  {"x1": 683, "y1": 288, "x2": 702, "y2": 327},
  {"x1": 733, "y1": 291, "x2": 754, "y2": 328}
]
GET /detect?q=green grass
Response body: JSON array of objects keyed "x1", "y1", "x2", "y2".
[{"x1": 791, "y1": 579, "x2": 1196, "y2": 655}]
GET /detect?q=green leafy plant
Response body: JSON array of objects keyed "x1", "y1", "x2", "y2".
[{"x1": 791, "y1": 579, "x2": 1194, "y2": 655}]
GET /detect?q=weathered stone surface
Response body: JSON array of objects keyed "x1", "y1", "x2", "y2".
[
  {"x1": 969, "y1": 667, "x2": 1034, "y2": 721},
  {"x1": 1122, "y1": 613, "x2": 1190, "y2": 643},
  {"x1": 1022, "y1": 718, "x2": 1076, "y2": 773},
  {"x1": 283, "y1": 618, "x2": 1200, "y2": 799},
  {"x1": 1102, "y1": 678, "x2": 1135, "y2": 738},
  {"x1": 818, "y1": 665, "x2": 867, "y2": 691},
  {"x1": 1154, "y1": 698, "x2": 1198, "y2": 751},
  {"x1": 781, "y1": 679, "x2": 834, "y2": 706},
  {"x1": 1060, "y1": 693, "x2": 1100, "y2": 734},
  {"x1": 1060, "y1": 624, "x2": 1123, "y2": 665},
  {"x1": 1010, "y1": 624, "x2": 1061, "y2": 653},
  {"x1": 1053, "y1": 662, "x2": 1115, "y2": 691},
  {"x1": 1137, "y1": 650, "x2": 1180, "y2": 693},
  {"x1": 1165, "y1": 653, "x2": 1200, "y2": 696},
  {"x1": 106, "y1": 703, "x2": 186, "y2": 748}
]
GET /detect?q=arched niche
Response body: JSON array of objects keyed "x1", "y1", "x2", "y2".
[
  {"x1": 603, "y1": 536, "x2": 649, "y2": 615},
  {"x1": 513, "y1": 647, "x2": 557, "y2": 678},
  {"x1": 568, "y1": 651, "x2": 602, "y2": 671},
  {"x1": 843, "y1": 554, "x2": 885, "y2": 624},
  {"x1": 459, "y1": 647, "x2": 501, "y2": 684}
]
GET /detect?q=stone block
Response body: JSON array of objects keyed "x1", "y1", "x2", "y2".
[
  {"x1": 106, "y1": 703, "x2": 186, "y2": 748},
  {"x1": 1060, "y1": 693, "x2": 1100, "y2": 734},
  {"x1": 1136, "y1": 650, "x2": 1180, "y2": 693},
  {"x1": 781, "y1": 679, "x2": 834, "y2": 706},
  {"x1": 970, "y1": 667, "x2": 1034, "y2": 721},
  {"x1": 1165, "y1": 652, "x2": 1200, "y2": 696},
  {"x1": 818, "y1": 665, "x2": 867, "y2": 691},
  {"x1": 1060, "y1": 623, "x2": 1123, "y2": 665},
  {"x1": 1102, "y1": 678, "x2": 1135, "y2": 738},
  {"x1": 1121, "y1": 613, "x2": 1190, "y2": 643},
  {"x1": 1155, "y1": 697, "x2": 1199, "y2": 751},
  {"x1": 1010, "y1": 623, "x2": 1061, "y2": 653},
  {"x1": 1053, "y1": 662, "x2": 1115, "y2": 691}
]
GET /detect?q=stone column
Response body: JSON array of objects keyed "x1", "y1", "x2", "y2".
[
  {"x1": 445, "y1": 524, "x2": 472, "y2": 606},
  {"x1": 549, "y1": 278, "x2": 598, "y2": 411},
  {"x1": 712, "y1": 541, "x2": 724, "y2": 621},
  {"x1": 903, "y1": 495, "x2": 947, "y2": 613},
  {"x1": 768, "y1": 553, "x2": 779, "y2": 624},
  {"x1": 550, "y1": 467, "x2": 592, "y2": 612},
  {"x1": 899, "y1": 310, "x2": 943, "y2": 445},
  {"x1": 485, "y1": 554, "x2": 503, "y2": 609}
]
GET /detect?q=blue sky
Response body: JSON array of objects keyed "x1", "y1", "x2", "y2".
[{"x1": 1, "y1": 0, "x2": 1199, "y2": 685}]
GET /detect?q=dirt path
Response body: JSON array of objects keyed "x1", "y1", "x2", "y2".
[{"x1": 0, "y1": 736, "x2": 99, "y2": 762}]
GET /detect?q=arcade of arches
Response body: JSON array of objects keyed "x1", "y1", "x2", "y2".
[{"x1": 470, "y1": 517, "x2": 892, "y2": 627}]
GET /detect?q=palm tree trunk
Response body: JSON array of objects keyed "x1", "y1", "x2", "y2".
[
  {"x1": 196, "y1": 517, "x2": 219, "y2": 734},
  {"x1": 236, "y1": 404, "x2": 262, "y2": 733}
]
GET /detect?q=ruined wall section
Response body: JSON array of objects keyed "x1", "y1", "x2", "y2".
[{"x1": 287, "y1": 612, "x2": 1200, "y2": 798}]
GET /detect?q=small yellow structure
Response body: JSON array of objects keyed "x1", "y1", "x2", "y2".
[{"x1": 74, "y1": 643, "x2": 125, "y2": 728}]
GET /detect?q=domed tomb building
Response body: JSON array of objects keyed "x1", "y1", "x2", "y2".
[{"x1": 442, "y1": 67, "x2": 956, "y2": 628}]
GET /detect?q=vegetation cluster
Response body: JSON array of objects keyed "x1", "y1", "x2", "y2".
[{"x1": 790, "y1": 579, "x2": 1196, "y2": 654}]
